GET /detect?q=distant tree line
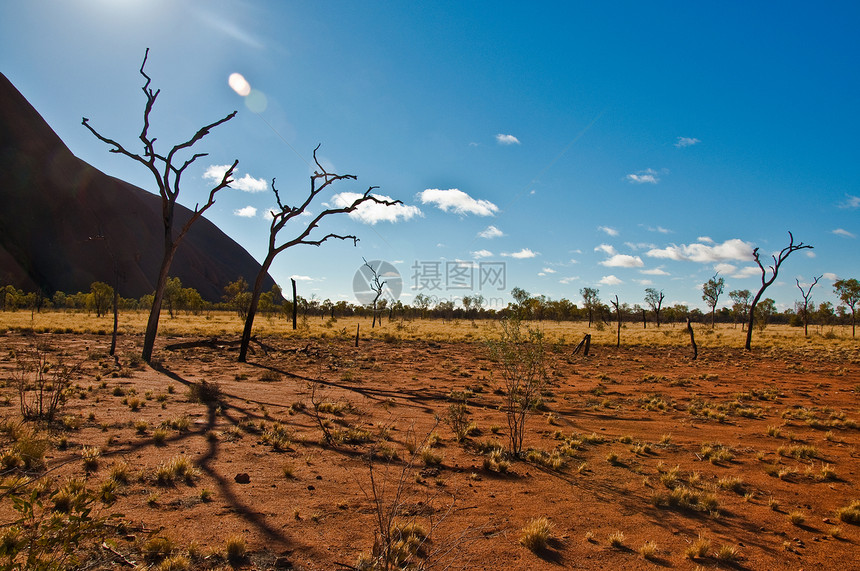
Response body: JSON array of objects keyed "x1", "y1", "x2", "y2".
[{"x1": 2, "y1": 278, "x2": 857, "y2": 334}]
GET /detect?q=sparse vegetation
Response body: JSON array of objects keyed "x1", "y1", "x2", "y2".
[
  {"x1": 486, "y1": 317, "x2": 547, "y2": 456},
  {"x1": 0, "y1": 319, "x2": 856, "y2": 568},
  {"x1": 520, "y1": 517, "x2": 553, "y2": 552},
  {"x1": 836, "y1": 500, "x2": 860, "y2": 524}
]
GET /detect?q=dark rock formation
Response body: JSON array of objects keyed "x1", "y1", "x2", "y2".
[{"x1": 0, "y1": 72, "x2": 274, "y2": 302}]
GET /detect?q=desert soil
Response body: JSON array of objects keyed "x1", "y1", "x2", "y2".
[{"x1": 1, "y1": 330, "x2": 859, "y2": 570}]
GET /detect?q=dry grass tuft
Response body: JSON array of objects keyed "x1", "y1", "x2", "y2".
[{"x1": 520, "y1": 517, "x2": 553, "y2": 552}]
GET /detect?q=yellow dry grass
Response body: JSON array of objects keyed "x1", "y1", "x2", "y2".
[{"x1": 0, "y1": 309, "x2": 856, "y2": 350}]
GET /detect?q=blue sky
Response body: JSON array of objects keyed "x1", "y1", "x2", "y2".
[{"x1": 2, "y1": 1, "x2": 858, "y2": 312}]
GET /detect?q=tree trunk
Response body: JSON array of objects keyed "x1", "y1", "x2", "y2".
[
  {"x1": 142, "y1": 241, "x2": 177, "y2": 363},
  {"x1": 110, "y1": 286, "x2": 118, "y2": 357},
  {"x1": 745, "y1": 290, "x2": 766, "y2": 350},
  {"x1": 291, "y1": 278, "x2": 297, "y2": 330},
  {"x1": 239, "y1": 256, "x2": 274, "y2": 362},
  {"x1": 687, "y1": 318, "x2": 697, "y2": 360},
  {"x1": 642, "y1": 309, "x2": 647, "y2": 329}
]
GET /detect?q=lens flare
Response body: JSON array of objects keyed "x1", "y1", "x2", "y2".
[
  {"x1": 228, "y1": 73, "x2": 251, "y2": 97},
  {"x1": 245, "y1": 90, "x2": 268, "y2": 113}
]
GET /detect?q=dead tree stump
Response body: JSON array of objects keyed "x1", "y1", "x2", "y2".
[
  {"x1": 686, "y1": 318, "x2": 697, "y2": 360},
  {"x1": 572, "y1": 333, "x2": 591, "y2": 356}
]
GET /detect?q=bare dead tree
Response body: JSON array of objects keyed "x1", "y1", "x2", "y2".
[
  {"x1": 610, "y1": 295, "x2": 622, "y2": 348},
  {"x1": 363, "y1": 257, "x2": 387, "y2": 329},
  {"x1": 686, "y1": 318, "x2": 698, "y2": 360},
  {"x1": 83, "y1": 49, "x2": 237, "y2": 363},
  {"x1": 745, "y1": 232, "x2": 812, "y2": 350},
  {"x1": 796, "y1": 275, "x2": 822, "y2": 338},
  {"x1": 237, "y1": 147, "x2": 401, "y2": 362}
]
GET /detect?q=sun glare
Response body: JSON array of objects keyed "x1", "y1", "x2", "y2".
[{"x1": 228, "y1": 73, "x2": 251, "y2": 97}]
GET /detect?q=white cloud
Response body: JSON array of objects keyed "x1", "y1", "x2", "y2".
[
  {"x1": 714, "y1": 262, "x2": 736, "y2": 274},
  {"x1": 646, "y1": 238, "x2": 754, "y2": 263},
  {"x1": 203, "y1": 164, "x2": 267, "y2": 193},
  {"x1": 234, "y1": 206, "x2": 257, "y2": 218},
  {"x1": 290, "y1": 275, "x2": 317, "y2": 282},
  {"x1": 478, "y1": 225, "x2": 505, "y2": 239},
  {"x1": 641, "y1": 267, "x2": 670, "y2": 276},
  {"x1": 635, "y1": 279, "x2": 654, "y2": 285},
  {"x1": 471, "y1": 249, "x2": 493, "y2": 259},
  {"x1": 600, "y1": 254, "x2": 644, "y2": 268},
  {"x1": 806, "y1": 251, "x2": 816, "y2": 258},
  {"x1": 697, "y1": 236, "x2": 714, "y2": 244},
  {"x1": 330, "y1": 192, "x2": 421, "y2": 225},
  {"x1": 598, "y1": 225, "x2": 619, "y2": 236},
  {"x1": 541, "y1": 267, "x2": 557, "y2": 274},
  {"x1": 839, "y1": 194, "x2": 860, "y2": 209},
  {"x1": 232, "y1": 174, "x2": 269, "y2": 193},
  {"x1": 832, "y1": 228, "x2": 856, "y2": 238},
  {"x1": 195, "y1": 10, "x2": 264, "y2": 49},
  {"x1": 625, "y1": 242, "x2": 657, "y2": 251},
  {"x1": 731, "y1": 266, "x2": 762, "y2": 279},
  {"x1": 626, "y1": 168, "x2": 659, "y2": 184},
  {"x1": 496, "y1": 134, "x2": 520, "y2": 145},
  {"x1": 599, "y1": 275, "x2": 623, "y2": 285},
  {"x1": 418, "y1": 188, "x2": 499, "y2": 216},
  {"x1": 594, "y1": 243, "x2": 617, "y2": 255},
  {"x1": 502, "y1": 248, "x2": 538, "y2": 259},
  {"x1": 655, "y1": 226, "x2": 671, "y2": 234},
  {"x1": 675, "y1": 136, "x2": 701, "y2": 148},
  {"x1": 823, "y1": 272, "x2": 839, "y2": 281},
  {"x1": 559, "y1": 276, "x2": 579, "y2": 284}
]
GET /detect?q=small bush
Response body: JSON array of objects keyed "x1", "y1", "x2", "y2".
[
  {"x1": 420, "y1": 447, "x2": 443, "y2": 466},
  {"x1": 225, "y1": 535, "x2": 247, "y2": 561},
  {"x1": 715, "y1": 543, "x2": 741, "y2": 563},
  {"x1": 81, "y1": 447, "x2": 100, "y2": 472},
  {"x1": 259, "y1": 369, "x2": 283, "y2": 382},
  {"x1": 188, "y1": 380, "x2": 221, "y2": 404},
  {"x1": 144, "y1": 536, "x2": 175, "y2": 562},
  {"x1": 152, "y1": 428, "x2": 169, "y2": 446},
  {"x1": 639, "y1": 540, "x2": 658, "y2": 560},
  {"x1": 607, "y1": 531, "x2": 625, "y2": 548},
  {"x1": 109, "y1": 461, "x2": 130, "y2": 485},
  {"x1": 836, "y1": 500, "x2": 860, "y2": 524},
  {"x1": 686, "y1": 534, "x2": 710, "y2": 559},
  {"x1": 13, "y1": 343, "x2": 79, "y2": 421},
  {"x1": 155, "y1": 455, "x2": 199, "y2": 486},
  {"x1": 520, "y1": 517, "x2": 552, "y2": 552}
]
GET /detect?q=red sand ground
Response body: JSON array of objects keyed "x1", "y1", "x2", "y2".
[{"x1": 1, "y1": 331, "x2": 859, "y2": 569}]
